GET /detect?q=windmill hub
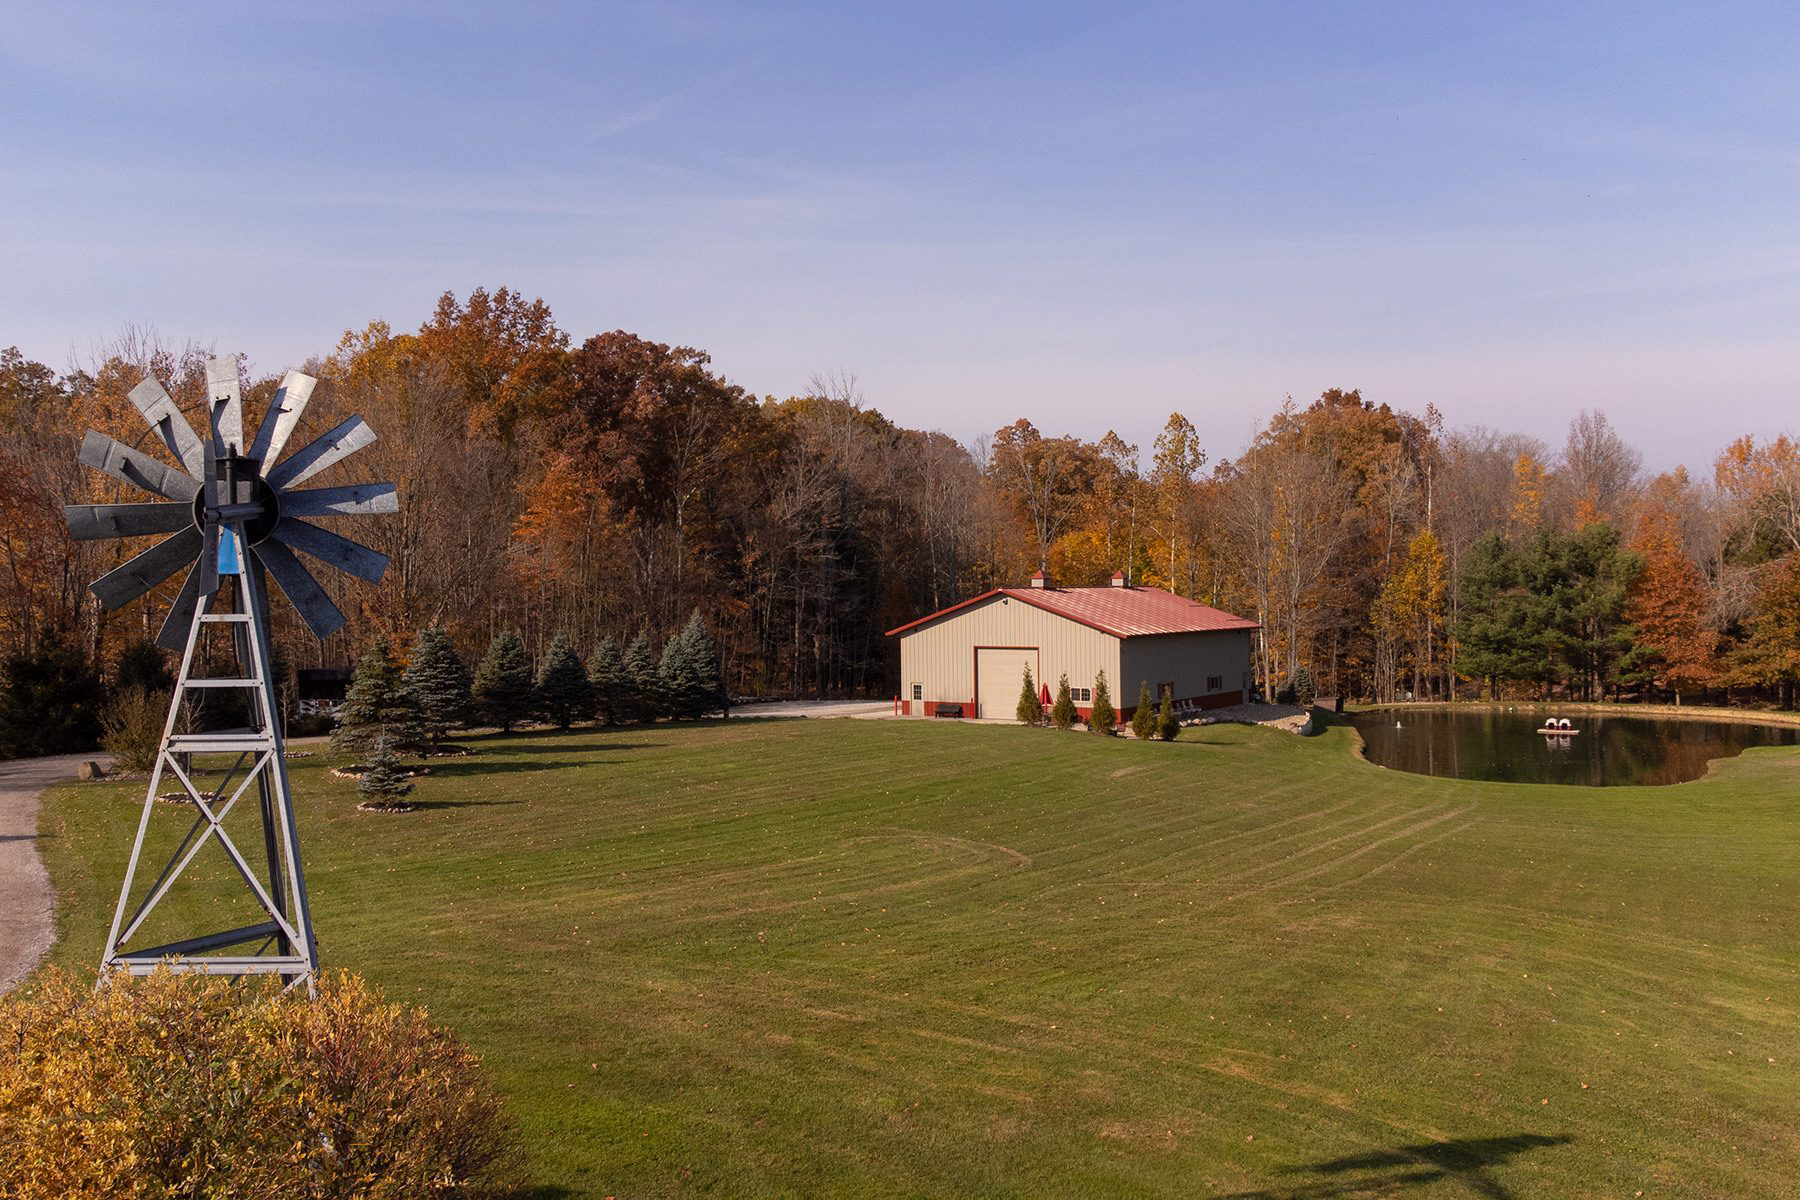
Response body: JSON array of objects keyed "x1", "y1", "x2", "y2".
[{"x1": 194, "y1": 455, "x2": 281, "y2": 544}]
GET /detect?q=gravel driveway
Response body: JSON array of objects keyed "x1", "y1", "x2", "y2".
[{"x1": 0, "y1": 753, "x2": 105, "y2": 993}]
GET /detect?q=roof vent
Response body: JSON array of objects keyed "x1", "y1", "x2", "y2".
[
  {"x1": 1030, "y1": 569, "x2": 1049, "y2": 589},
  {"x1": 1111, "y1": 570, "x2": 1127, "y2": 588}
]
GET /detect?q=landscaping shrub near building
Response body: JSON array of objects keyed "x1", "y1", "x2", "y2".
[
  {"x1": 100, "y1": 686, "x2": 169, "y2": 773},
  {"x1": 0, "y1": 968, "x2": 516, "y2": 1199}
]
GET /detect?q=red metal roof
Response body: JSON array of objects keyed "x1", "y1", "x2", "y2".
[{"x1": 885, "y1": 586, "x2": 1259, "y2": 639}]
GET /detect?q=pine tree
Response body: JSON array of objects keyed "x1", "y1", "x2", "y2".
[
  {"x1": 1016, "y1": 664, "x2": 1042, "y2": 725},
  {"x1": 1291, "y1": 666, "x2": 1316, "y2": 708},
  {"x1": 356, "y1": 734, "x2": 415, "y2": 810},
  {"x1": 472, "y1": 629, "x2": 534, "y2": 733},
  {"x1": 0, "y1": 630, "x2": 105, "y2": 758},
  {"x1": 535, "y1": 634, "x2": 596, "y2": 730},
  {"x1": 331, "y1": 637, "x2": 426, "y2": 757},
  {"x1": 622, "y1": 632, "x2": 662, "y2": 723},
  {"x1": 678, "y1": 611, "x2": 725, "y2": 717},
  {"x1": 1131, "y1": 680, "x2": 1155, "y2": 739},
  {"x1": 114, "y1": 638, "x2": 173, "y2": 693},
  {"x1": 587, "y1": 636, "x2": 625, "y2": 725},
  {"x1": 1089, "y1": 670, "x2": 1115, "y2": 735},
  {"x1": 402, "y1": 626, "x2": 474, "y2": 745},
  {"x1": 1156, "y1": 685, "x2": 1180, "y2": 741},
  {"x1": 1051, "y1": 674, "x2": 1075, "y2": 730},
  {"x1": 658, "y1": 627, "x2": 703, "y2": 720}
]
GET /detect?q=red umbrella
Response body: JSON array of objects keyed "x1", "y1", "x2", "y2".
[{"x1": 1040, "y1": 683, "x2": 1052, "y2": 706}]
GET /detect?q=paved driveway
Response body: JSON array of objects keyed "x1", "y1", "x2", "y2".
[
  {"x1": 729, "y1": 700, "x2": 896, "y2": 719},
  {"x1": 0, "y1": 753, "x2": 105, "y2": 993}
]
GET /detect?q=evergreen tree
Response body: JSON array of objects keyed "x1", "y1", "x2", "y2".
[
  {"x1": 1156, "y1": 685, "x2": 1180, "y2": 741},
  {"x1": 356, "y1": 734, "x2": 415, "y2": 810},
  {"x1": 114, "y1": 638, "x2": 173, "y2": 693},
  {"x1": 0, "y1": 630, "x2": 105, "y2": 758},
  {"x1": 535, "y1": 634, "x2": 596, "y2": 730},
  {"x1": 331, "y1": 637, "x2": 426, "y2": 757},
  {"x1": 677, "y1": 611, "x2": 725, "y2": 717},
  {"x1": 1089, "y1": 670, "x2": 1115, "y2": 735},
  {"x1": 402, "y1": 626, "x2": 474, "y2": 745},
  {"x1": 1016, "y1": 664, "x2": 1042, "y2": 725},
  {"x1": 1051, "y1": 673, "x2": 1075, "y2": 730},
  {"x1": 472, "y1": 629, "x2": 534, "y2": 732},
  {"x1": 1291, "y1": 666, "x2": 1316, "y2": 708},
  {"x1": 622, "y1": 633, "x2": 663, "y2": 723},
  {"x1": 1131, "y1": 680, "x2": 1155, "y2": 739},
  {"x1": 658, "y1": 629, "x2": 703, "y2": 720},
  {"x1": 587, "y1": 636, "x2": 625, "y2": 725}
]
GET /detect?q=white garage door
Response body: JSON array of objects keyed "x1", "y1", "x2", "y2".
[{"x1": 976, "y1": 648, "x2": 1038, "y2": 719}]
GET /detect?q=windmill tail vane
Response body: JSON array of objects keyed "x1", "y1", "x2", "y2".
[{"x1": 66, "y1": 356, "x2": 396, "y2": 988}]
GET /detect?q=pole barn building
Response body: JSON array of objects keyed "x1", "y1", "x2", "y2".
[{"x1": 887, "y1": 571, "x2": 1259, "y2": 719}]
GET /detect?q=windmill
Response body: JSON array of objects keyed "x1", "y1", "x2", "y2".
[{"x1": 67, "y1": 357, "x2": 395, "y2": 987}]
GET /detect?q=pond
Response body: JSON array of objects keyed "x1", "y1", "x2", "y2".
[{"x1": 1349, "y1": 707, "x2": 1800, "y2": 786}]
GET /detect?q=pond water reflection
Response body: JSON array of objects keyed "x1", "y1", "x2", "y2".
[{"x1": 1349, "y1": 707, "x2": 1800, "y2": 786}]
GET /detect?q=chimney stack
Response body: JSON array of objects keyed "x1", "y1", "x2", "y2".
[
  {"x1": 1111, "y1": 570, "x2": 1127, "y2": 588},
  {"x1": 1030, "y1": 569, "x2": 1049, "y2": 589}
]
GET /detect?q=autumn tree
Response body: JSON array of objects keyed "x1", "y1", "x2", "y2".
[{"x1": 1621, "y1": 471, "x2": 1717, "y2": 703}]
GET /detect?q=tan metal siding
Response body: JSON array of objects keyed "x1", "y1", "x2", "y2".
[
  {"x1": 1119, "y1": 630, "x2": 1255, "y2": 705},
  {"x1": 898, "y1": 594, "x2": 1121, "y2": 714}
]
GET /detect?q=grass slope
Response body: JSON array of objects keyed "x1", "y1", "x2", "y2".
[{"x1": 35, "y1": 717, "x2": 1800, "y2": 1198}]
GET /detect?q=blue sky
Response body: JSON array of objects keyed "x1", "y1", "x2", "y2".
[{"x1": 3, "y1": 2, "x2": 1797, "y2": 469}]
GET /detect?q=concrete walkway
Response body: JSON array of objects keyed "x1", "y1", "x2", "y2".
[{"x1": 0, "y1": 753, "x2": 103, "y2": 994}]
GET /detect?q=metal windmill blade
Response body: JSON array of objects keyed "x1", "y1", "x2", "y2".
[{"x1": 66, "y1": 357, "x2": 397, "y2": 989}]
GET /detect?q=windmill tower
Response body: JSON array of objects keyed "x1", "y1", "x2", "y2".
[{"x1": 68, "y1": 358, "x2": 395, "y2": 987}]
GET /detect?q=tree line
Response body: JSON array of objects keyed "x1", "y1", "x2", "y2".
[{"x1": 3, "y1": 286, "x2": 1799, "y2": 757}]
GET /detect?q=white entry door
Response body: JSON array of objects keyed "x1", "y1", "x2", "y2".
[{"x1": 975, "y1": 648, "x2": 1037, "y2": 719}]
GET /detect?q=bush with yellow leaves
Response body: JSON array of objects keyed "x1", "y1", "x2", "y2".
[{"x1": 0, "y1": 967, "x2": 518, "y2": 1198}]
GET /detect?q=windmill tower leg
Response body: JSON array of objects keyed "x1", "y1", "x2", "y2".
[{"x1": 98, "y1": 525, "x2": 318, "y2": 990}]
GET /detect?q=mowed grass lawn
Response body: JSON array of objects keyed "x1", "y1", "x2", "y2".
[{"x1": 35, "y1": 716, "x2": 1800, "y2": 1198}]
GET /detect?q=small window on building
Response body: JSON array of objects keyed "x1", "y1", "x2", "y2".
[
  {"x1": 1206, "y1": 675, "x2": 1222, "y2": 692},
  {"x1": 911, "y1": 684, "x2": 922, "y2": 700},
  {"x1": 1072, "y1": 687, "x2": 1091, "y2": 703}
]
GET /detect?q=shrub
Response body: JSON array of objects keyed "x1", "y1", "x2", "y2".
[
  {"x1": 1089, "y1": 671, "x2": 1116, "y2": 735},
  {"x1": 472, "y1": 630, "x2": 534, "y2": 732},
  {"x1": 535, "y1": 633, "x2": 595, "y2": 729},
  {"x1": 403, "y1": 626, "x2": 475, "y2": 745},
  {"x1": 100, "y1": 686, "x2": 170, "y2": 773},
  {"x1": 1131, "y1": 680, "x2": 1155, "y2": 739},
  {"x1": 1156, "y1": 685, "x2": 1180, "y2": 741},
  {"x1": 358, "y1": 735, "x2": 415, "y2": 811},
  {"x1": 0, "y1": 967, "x2": 517, "y2": 1198},
  {"x1": 1051, "y1": 674, "x2": 1075, "y2": 730},
  {"x1": 1292, "y1": 666, "x2": 1317, "y2": 708},
  {"x1": 1016, "y1": 664, "x2": 1042, "y2": 725},
  {"x1": 331, "y1": 637, "x2": 426, "y2": 757}
]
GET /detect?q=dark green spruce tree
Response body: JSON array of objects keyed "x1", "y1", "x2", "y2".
[
  {"x1": 677, "y1": 611, "x2": 725, "y2": 717},
  {"x1": 402, "y1": 626, "x2": 474, "y2": 746},
  {"x1": 587, "y1": 636, "x2": 626, "y2": 725},
  {"x1": 622, "y1": 633, "x2": 662, "y2": 723},
  {"x1": 331, "y1": 637, "x2": 426, "y2": 757},
  {"x1": 0, "y1": 630, "x2": 105, "y2": 758},
  {"x1": 472, "y1": 629, "x2": 534, "y2": 733},
  {"x1": 356, "y1": 734, "x2": 415, "y2": 810},
  {"x1": 536, "y1": 634, "x2": 596, "y2": 730}
]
